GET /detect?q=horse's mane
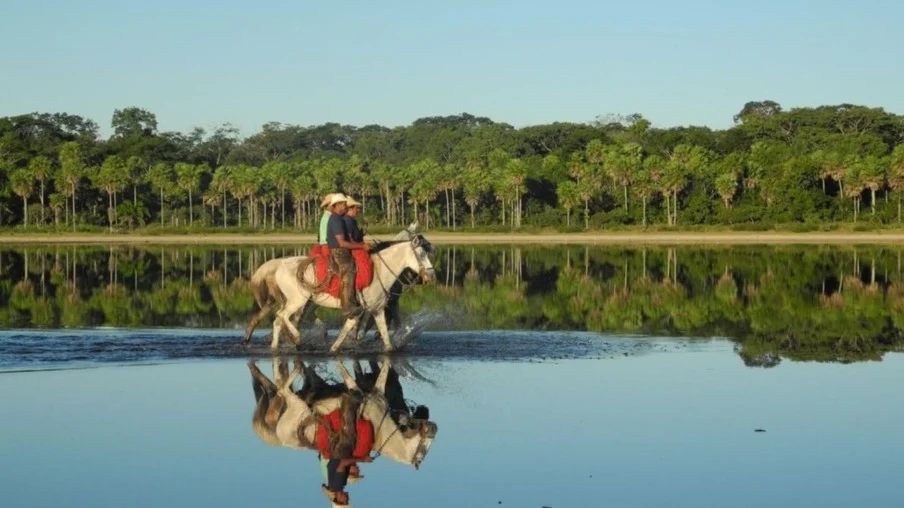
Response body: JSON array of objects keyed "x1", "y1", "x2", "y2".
[{"x1": 370, "y1": 240, "x2": 406, "y2": 254}]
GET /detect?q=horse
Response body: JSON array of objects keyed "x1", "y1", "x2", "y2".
[
  {"x1": 242, "y1": 226, "x2": 433, "y2": 348},
  {"x1": 247, "y1": 355, "x2": 438, "y2": 470},
  {"x1": 265, "y1": 224, "x2": 436, "y2": 352}
]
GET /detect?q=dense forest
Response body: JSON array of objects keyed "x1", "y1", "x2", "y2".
[{"x1": 1, "y1": 101, "x2": 904, "y2": 231}]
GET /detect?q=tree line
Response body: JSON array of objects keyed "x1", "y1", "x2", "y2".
[{"x1": 2, "y1": 101, "x2": 904, "y2": 231}]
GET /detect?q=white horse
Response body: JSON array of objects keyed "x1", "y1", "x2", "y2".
[
  {"x1": 267, "y1": 224, "x2": 436, "y2": 352},
  {"x1": 248, "y1": 356, "x2": 438, "y2": 469}
]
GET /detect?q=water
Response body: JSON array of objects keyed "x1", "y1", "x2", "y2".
[{"x1": 1, "y1": 243, "x2": 903, "y2": 507}]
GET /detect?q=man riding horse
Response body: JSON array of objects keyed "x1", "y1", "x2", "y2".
[{"x1": 323, "y1": 193, "x2": 370, "y2": 318}]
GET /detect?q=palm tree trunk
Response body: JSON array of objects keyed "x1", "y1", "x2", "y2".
[
  {"x1": 584, "y1": 199, "x2": 589, "y2": 230},
  {"x1": 623, "y1": 184, "x2": 628, "y2": 211},
  {"x1": 673, "y1": 191, "x2": 678, "y2": 225},
  {"x1": 664, "y1": 193, "x2": 671, "y2": 225},
  {"x1": 642, "y1": 196, "x2": 647, "y2": 226},
  {"x1": 898, "y1": 196, "x2": 901, "y2": 223},
  {"x1": 445, "y1": 188, "x2": 450, "y2": 228},
  {"x1": 23, "y1": 196, "x2": 28, "y2": 227},
  {"x1": 872, "y1": 188, "x2": 876, "y2": 215},
  {"x1": 451, "y1": 189, "x2": 457, "y2": 231},
  {"x1": 223, "y1": 191, "x2": 228, "y2": 228},
  {"x1": 470, "y1": 202, "x2": 475, "y2": 228},
  {"x1": 40, "y1": 180, "x2": 45, "y2": 224},
  {"x1": 188, "y1": 189, "x2": 193, "y2": 225},
  {"x1": 108, "y1": 191, "x2": 113, "y2": 232}
]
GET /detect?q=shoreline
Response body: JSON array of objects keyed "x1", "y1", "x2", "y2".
[{"x1": 3, "y1": 231, "x2": 904, "y2": 245}]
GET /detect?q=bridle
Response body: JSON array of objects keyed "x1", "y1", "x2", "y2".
[
  {"x1": 370, "y1": 235, "x2": 435, "y2": 299},
  {"x1": 363, "y1": 395, "x2": 435, "y2": 470}
]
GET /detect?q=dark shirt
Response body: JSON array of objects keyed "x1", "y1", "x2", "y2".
[
  {"x1": 343, "y1": 216, "x2": 364, "y2": 243},
  {"x1": 326, "y1": 213, "x2": 348, "y2": 249},
  {"x1": 326, "y1": 458, "x2": 349, "y2": 493}
]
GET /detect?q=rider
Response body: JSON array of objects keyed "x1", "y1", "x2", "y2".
[
  {"x1": 325, "y1": 194, "x2": 369, "y2": 317},
  {"x1": 318, "y1": 192, "x2": 337, "y2": 244},
  {"x1": 343, "y1": 197, "x2": 365, "y2": 243}
]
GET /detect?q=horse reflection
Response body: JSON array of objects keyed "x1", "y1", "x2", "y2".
[{"x1": 247, "y1": 355, "x2": 438, "y2": 505}]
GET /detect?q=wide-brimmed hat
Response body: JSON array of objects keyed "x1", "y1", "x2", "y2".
[
  {"x1": 320, "y1": 193, "x2": 337, "y2": 209},
  {"x1": 328, "y1": 193, "x2": 348, "y2": 207},
  {"x1": 346, "y1": 197, "x2": 362, "y2": 208},
  {"x1": 321, "y1": 485, "x2": 351, "y2": 507}
]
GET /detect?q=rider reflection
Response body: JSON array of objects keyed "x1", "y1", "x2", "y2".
[{"x1": 247, "y1": 356, "x2": 437, "y2": 507}]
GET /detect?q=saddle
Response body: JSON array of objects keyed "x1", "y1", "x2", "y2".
[
  {"x1": 315, "y1": 409, "x2": 374, "y2": 460},
  {"x1": 308, "y1": 245, "x2": 374, "y2": 299}
]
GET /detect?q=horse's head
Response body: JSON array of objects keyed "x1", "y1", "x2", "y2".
[
  {"x1": 387, "y1": 222, "x2": 436, "y2": 283},
  {"x1": 400, "y1": 415, "x2": 438, "y2": 470},
  {"x1": 371, "y1": 402, "x2": 439, "y2": 470}
]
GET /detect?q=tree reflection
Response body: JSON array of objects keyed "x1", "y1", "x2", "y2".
[{"x1": 1, "y1": 244, "x2": 903, "y2": 366}]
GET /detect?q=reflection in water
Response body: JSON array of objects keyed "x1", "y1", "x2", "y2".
[
  {"x1": 2, "y1": 244, "x2": 904, "y2": 365},
  {"x1": 248, "y1": 355, "x2": 437, "y2": 506}
]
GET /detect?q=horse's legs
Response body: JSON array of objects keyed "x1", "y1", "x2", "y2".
[
  {"x1": 335, "y1": 359, "x2": 361, "y2": 391},
  {"x1": 329, "y1": 317, "x2": 360, "y2": 353},
  {"x1": 374, "y1": 355, "x2": 391, "y2": 394},
  {"x1": 274, "y1": 295, "x2": 308, "y2": 350},
  {"x1": 373, "y1": 310, "x2": 394, "y2": 352},
  {"x1": 243, "y1": 301, "x2": 273, "y2": 344}
]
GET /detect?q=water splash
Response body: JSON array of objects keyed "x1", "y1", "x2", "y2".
[{"x1": 392, "y1": 310, "x2": 449, "y2": 349}]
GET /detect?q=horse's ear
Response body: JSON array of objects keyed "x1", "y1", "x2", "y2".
[{"x1": 407, "y1": 221, "x2": 419, "y2": 233}]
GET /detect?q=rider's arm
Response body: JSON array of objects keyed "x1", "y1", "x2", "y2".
[{"x1": 333, "y1": 234, "x2": 368, "y2": 250}]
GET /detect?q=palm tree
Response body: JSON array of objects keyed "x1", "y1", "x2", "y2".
[
  {"x1": 49, "y1": 193, "x2": 65, "y2": 227},
  {"x1": 844, "y1": 159, "x2": 864, "y2": 222},
  {"x1": 10, "y1": 168, "x2": 35, "y2": 226},
  {"x1": 147, "y1": 163, "x2": 174, "y2": 226},
  {"x1": 28, "y1": 156, "x2": 54, "y2": 225},
  {"x1": 887, "y1": 146, "x2": 904, "y2": 223},
  {"x1": 505, "y1": 158, "x2": 527, "y2": 229},
  {"x1": 556, "y1": 180, "x2": 579, "y2": 227},
  {"x1": 95, "y1": 155, "x2": 131, "y2": 231},
  {"x1": 715, "y1": 172, "x2": 738, "y2": 209},
  {"x1": 859, "y1": 155, "x2": 886, "y2": 216},
  {"x1": 605, "y1": 142, "x2": 642, "y2": 212},
  {"x1": 57, "y1": 142, "x2": 85, "y2": 229},
  {"x1": 210, "y1": 165, "x2": 233, "y2": 228},
  {"x1": 175, "y1": 163, "x2": 207, "y2": 226}
]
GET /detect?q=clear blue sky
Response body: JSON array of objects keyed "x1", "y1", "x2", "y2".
[{"x1": 1, "y1": 0, "x2": 901, "y2": 137}]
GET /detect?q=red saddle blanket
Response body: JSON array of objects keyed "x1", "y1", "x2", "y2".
[
  {"x1": 316, "y1": 409, "x2": 374, "y2": 460},
  {"x1": 308, "y1": 245, "x2": 374, "y2": 299}
]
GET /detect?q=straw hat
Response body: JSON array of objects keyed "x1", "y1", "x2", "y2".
[
  {"x1": 346, "y1": 197, "x2": 362, "y2": 208},
  {"x1": 328, "y1": 193, "x2": 348, "y2": 207},
  {"x1": 320, "y1": 193, "x2": 337, "y2": 209}
]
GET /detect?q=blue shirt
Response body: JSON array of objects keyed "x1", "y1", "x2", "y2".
[
  {"x1": 326, "y1": 213, "x2": 348, "y2": 249},
  {"x1": 343, "y1": 216, "x2": 363, "y2": 243},
  {"x1": 326, "y1": 458, "x2": 349, "y2": 493}
]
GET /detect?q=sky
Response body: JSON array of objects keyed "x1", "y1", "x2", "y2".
[{"x1": 1, "y1": 0, "x2": 902, "y2": 138}]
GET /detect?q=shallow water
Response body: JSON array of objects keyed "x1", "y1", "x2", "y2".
[
  {"x1": 2, "y1": 243, "x2": 904, "y2": 507},
  {"x1": 1, "y1": 339, "x2": 902, "y2": 508}
]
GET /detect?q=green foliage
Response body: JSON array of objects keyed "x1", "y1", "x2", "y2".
[{"x1": 1, "y1": 102, "x2": 903, "y2": 230}]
